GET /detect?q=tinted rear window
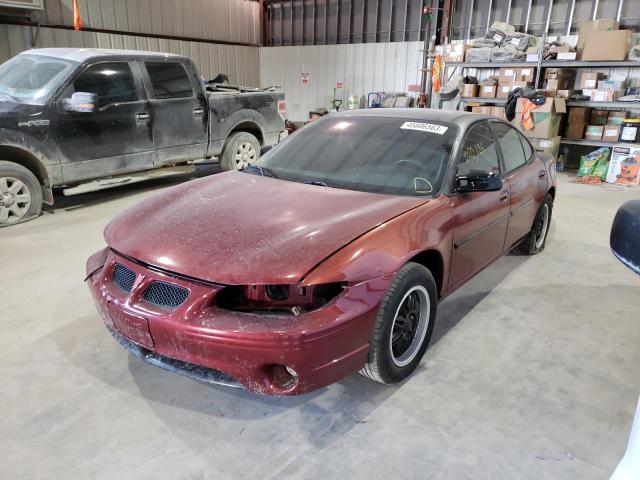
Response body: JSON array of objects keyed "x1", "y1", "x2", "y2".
[{"x1": 145, "y1": 62, "x2": 193, "y2": 99}]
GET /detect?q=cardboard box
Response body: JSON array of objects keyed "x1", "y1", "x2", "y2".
[
  {"x1": 579, "y1": 72, "x2": 605, "y2": 90},
  {"x1": 556, "y1": 89, "x2": 576, "y2": 99},
  {"x1": 499, "y1": 67, "x2": 518, "y2": 84},
  {"x1": 545, "y1": 68, "x2": 575, "y2": 80},
  {"x1": 526, "y1": 53, "x2": 539, "y2": 62},
  {"x1": 471, "y1": 106, "x2": 493, "y2": 114},
  {"x1": 490, "y1": 106, "x2": 506, "y2": 119},
  {"x1": 496, "y1": 81, "x2": 531, "y2": 99},
  {"x1": 479, "y1": 85, "x2": 497, "y2": 98},
  {"x1": 517, "y1": 66, "x2": 535, "y2": 82},
  {"x1": 590, "y1": 89, "x2": 619, "y2": 102},
  {"x1": 512, "y1": 97, "x2": 566, "y2": 139},
  {"x1": 608, "y1": 111, "x2": 629, "y2": 125},
  {"x1": 445, "y1": 43, "x2": 471, "y2": 62},
  {"x1": 577, "y1": 19, "x2": 619, "y2": 57},
  {"x1": 607, "y1": 145, "x2": 640, "y2": 187},
  {"x1": 565, "y1": 123, "x2": 586, "y2": 140},
  {"x1": 461, "y1": 83, "x2": 479, "y2": 97},
  {"x1": 546, "y1": 78, "x2": 570, "y2": 91},
  {"x1": 590, "y1": 109, "x2": 609, "y2": 125},
  {"x1": 602, "y1": 125, "x2": 622, "y2": 142},
  {"x1": 530, "y1": 136, "x2": 561, "y2": 159},
  {"x1": 584, "y1": 125, "x2": 604, "y2": 141},
  {"x1": 568, "y1": 107, "x2": 591, "y2": 124},
  {"x1": 557, "y1": 52, "x2": 577, "y2": 61},
  {"x1": 582, "y1": 30, "x2": 631, "y2": 61}
]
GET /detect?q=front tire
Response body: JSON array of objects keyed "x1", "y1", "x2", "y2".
[
  {"x1": 360, "y1": 262, "x2": 437, "y2": 384},
  {"x1": 220, "y1": 131, "x2": 261, "y2": 171},
  {"x1": 514, "y1": 193, "x2": 553, "y2": 255},
  {"x1": 0, "y1": 161, "x2": 42, "y2": 227}
]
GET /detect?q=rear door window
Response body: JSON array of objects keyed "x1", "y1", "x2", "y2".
[{"x1": 145, "y1": 62, "x2": 193, "y2": 99}]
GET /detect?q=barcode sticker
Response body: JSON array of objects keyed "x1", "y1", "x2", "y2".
[{"x1": 401, "y1": 122, "x2": 449, "y2": 135}]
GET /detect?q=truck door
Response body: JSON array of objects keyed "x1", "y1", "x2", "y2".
[
  {"x1": 55, "y1": 61, "x2": 154, "y2": 183},
  {"x1": 141, "y1": 61, "x2": 208, "y2": 166}
]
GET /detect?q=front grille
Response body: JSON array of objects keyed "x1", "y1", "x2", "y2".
[
  {"x1": 113, "y1": 263, "x2": 136, "y2": 292},
  {"x1": 142, "y1": 281, "x2": 189, "y2": 308}
]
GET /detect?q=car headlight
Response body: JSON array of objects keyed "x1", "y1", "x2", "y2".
[{"x1": 216, "y1": 282, "x2": 345, "y2": 315}]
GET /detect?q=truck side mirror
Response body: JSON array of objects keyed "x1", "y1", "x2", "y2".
[{"x1": 63, "y1": 92, "x2": 98, "y2": 113}]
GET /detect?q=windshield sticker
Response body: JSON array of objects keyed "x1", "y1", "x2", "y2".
[
  {"x1": 413, "y1": 177, "x2": 433, "y2": 193},
  {"x1": 401, "y1": 122, "x2": 448, "y2": 135}
]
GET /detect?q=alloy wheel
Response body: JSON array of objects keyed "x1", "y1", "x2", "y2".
[
  {"x1": 390, "y1": 286, "x2": 430, "y2": 367},
  {"x1": 534, "y1": 204, "x2": 550, "y2": 249},
  {"x1": 0, "y1": 176, "x2": 31, "y2": 224},
  {"x1": 234, "y1": 142, "x2": 257, "y2": 169}
]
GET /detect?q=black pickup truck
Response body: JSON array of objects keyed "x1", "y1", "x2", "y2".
[{"x1": 0, "y1": 48, "x2": 285, "y2": 226}]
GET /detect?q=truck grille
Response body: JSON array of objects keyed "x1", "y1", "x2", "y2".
[
  {"x1": 113, "y1": 263, "x2": 137, "y2": 292},
  {"x1": 143, "y1": 281, "x2": 189, "y2": 308}
]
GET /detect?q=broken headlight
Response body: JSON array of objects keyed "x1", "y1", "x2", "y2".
[{"x1": 216, "y1": 283, "x2": 345, "y2": 315}]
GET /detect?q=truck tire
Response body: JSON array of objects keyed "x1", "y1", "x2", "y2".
[
  {"x1": 0, "y1": 161, "x2": 42, "y2": 227},
  {"x1": 220, "y1": 132, "x2": 261, "y2": 171}
]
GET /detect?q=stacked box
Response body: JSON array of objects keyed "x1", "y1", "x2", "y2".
[
  {"x1": 512, "y1": 98, "x2": 566, "y2": 139},
  {"x1": 565, "y1": 107, "x2": 591, "y2": 140}
]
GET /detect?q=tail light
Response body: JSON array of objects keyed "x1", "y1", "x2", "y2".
[{"x1": 277, "y1": 100, "x2": 286, "y2": 121}]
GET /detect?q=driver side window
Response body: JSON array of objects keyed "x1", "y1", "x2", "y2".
[
  {"x1": 457, "y1": 121, "x2": 500, "y2": 177},
  {"x1": 68, "y1": 62, "x2": 138, "y2": 108}
]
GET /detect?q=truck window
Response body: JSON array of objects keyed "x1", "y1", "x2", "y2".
[
  {"x1": 145, "y1": 62, "x2": 193, "y2": 99},
  {"x1": 71, "y1": 62, "x2": 138, "y2": 108}
]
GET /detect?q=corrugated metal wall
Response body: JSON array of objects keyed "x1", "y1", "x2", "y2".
[
  {"x1": 0, "y1": 0, "x2": 261, "y2": 86},
  {"x1": 260, "y1": 42, "x2": 423, "y2": 121}
]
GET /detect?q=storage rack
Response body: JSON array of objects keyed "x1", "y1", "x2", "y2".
[{"x1": 445, "y1": 59, "x2": 640, "y2": 151}]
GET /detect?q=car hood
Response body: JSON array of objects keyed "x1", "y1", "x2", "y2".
[{"x1": 106, "y1": 171, "x2": 427, "y2": 285}]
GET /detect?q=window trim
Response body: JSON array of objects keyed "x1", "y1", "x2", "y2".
[
  {"x1": 142, "y1": 60, "x2": 196, "y2": 101},
  {"x1": 54, "y1": 60, "x2": 143, "y2": 111},
  {"x1": 449, "y1": 119, "x2": 503, "y2": 195},
  {"x1": 491, "y1": 120, "x2": 530, "y2": 176}
]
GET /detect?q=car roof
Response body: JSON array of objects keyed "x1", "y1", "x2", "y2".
[
  {"x1": 333, "y1": 108, "x2": 494, "y2": 130},
  {"x1": 20, "y1": 48, "x2": 185, "y2": 63}
]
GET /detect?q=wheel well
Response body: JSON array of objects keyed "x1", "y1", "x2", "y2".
[
  {"x1": 409, "y1": 250, "x2": 444, "y2": 297},
  {"x1": 548, "y1": 186, "x2": 556, "y2": 199},
  {"x1": 0, "y1": 146, "x2": 49, "y2": 187},
  {"x1": 230, "y1": 122, "x2": 263, "y2": 145}
]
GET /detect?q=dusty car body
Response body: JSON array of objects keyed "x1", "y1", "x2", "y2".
[{"x1": 86, "y1": 109, "x2": 556, "y2": 395}]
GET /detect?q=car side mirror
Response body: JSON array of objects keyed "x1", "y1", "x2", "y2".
[
  {"x1": 260, "y1": 145, "x2": 273, "y2": 156},
  {"x1": 610, "y1": 199, "x2": 640, "y2": 275},
  {"x1": 63, "y1": 92, "x2": 98, "y2": 113},
  {"x1": 456, "y1": 169, "x2": 502, "y2": 192}
]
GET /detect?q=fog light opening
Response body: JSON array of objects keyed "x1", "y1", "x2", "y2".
[{"x1": 267, "y1": 364, "x2": 299, "y2": 390}]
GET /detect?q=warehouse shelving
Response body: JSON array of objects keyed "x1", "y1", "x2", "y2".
[
  {"x1": 559, "y1": 138, "x2": 622, "y2": 148},
  {"x1": 565, "y1": 101, "x2": 640, "y2": 109},
  {"x1": 459, "y1": 97, "x2": 507, "y2": 104}
]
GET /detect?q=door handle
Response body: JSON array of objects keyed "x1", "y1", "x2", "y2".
[
  {"x1": 538, "y1": 170, "x2": 547, "y2": 178},
  {"x1": 499, "y1": 191, "x2": 510, "y2": 202},
  {"x1": 135, "y1": 112, "x2": 150, "y2": 122},
  {"x1": 193, "y1": 107, "x2": 205, "y2": 117}
]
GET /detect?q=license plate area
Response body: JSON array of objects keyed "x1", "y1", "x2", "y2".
[{"x1": 108, "y1": 303, "x2": 154, "y2": 349}]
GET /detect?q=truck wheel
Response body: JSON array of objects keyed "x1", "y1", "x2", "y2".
[
  {"x1": 220, "y1": 132, "x2": 260, "y2": 171},
  {"x1": 360, "y1": 262, "x2": 437, "y2": 384},
  {"x1": 0, "y1": 161, "x2": 42, "y2": 227}
]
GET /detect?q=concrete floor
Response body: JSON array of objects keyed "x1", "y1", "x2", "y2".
[{"x1": 1, "y1": 170, "x2": 639, "y2": 479}]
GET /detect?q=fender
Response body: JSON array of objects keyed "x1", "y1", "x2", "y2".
[{"x1": 301, "y1": 195, "x2": 455, "y2": 297}]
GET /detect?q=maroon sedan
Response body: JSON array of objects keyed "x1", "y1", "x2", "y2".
[{"x1": 86, "y1": 110, "x2": 556, "y2": 395}]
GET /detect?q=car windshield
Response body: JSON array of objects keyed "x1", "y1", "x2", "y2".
[
  {"x1": 0, "y1": 54, "x2": 77, "y2": 105},
  {"x1": 251, "y1": 115, "x2": 457, "y2": 197}
]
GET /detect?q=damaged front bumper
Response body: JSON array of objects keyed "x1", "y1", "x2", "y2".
[{"x1": 86, "y1": 249, "x2": 390, "y2": 395}]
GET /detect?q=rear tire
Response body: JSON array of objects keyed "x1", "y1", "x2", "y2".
[
  {"x1": 514, "y1": 193, "x2": 553, "y2": 255},
  {"x1": 220, "y1": 132, "x2": 261, "y2": 171},
  {"x1": 0, "y1": 161, "x2": 42, "y2": 227},
  {"x1": 360, "y1": 262, "x2": 437, "y2": 384}
]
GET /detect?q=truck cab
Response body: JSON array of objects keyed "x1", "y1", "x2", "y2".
[{"x1": 0, "y1": 48, "x2": 285, "y2": 226}]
